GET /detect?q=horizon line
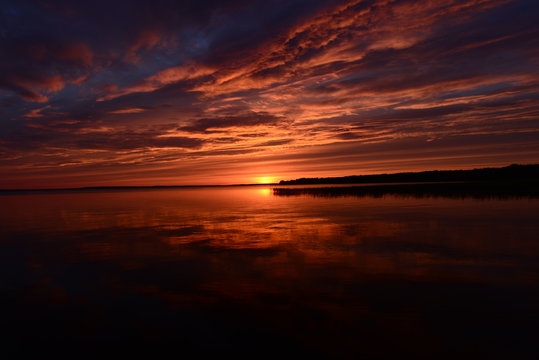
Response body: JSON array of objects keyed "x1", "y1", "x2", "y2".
[
  {"x1": 1, "y1": 163, "x2": 537, "y2": 192},
  {"x1": 0, "y1": 182, "x2": 280, "y2": 192}
]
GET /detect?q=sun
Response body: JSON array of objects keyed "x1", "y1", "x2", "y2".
[{"x1": 254, "y1": 176, "x2": 278, "y2": 184}]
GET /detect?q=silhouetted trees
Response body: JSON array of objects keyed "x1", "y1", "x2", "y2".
[{"x1": 278, "y1": 164, "x2": 539, "y2": 185}]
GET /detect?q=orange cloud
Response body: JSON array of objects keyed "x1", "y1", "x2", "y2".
[
  {"x1": 98, "y1": 64, "x2": 214, "y2": 101},
  {"x1": 24, "y1": 105, "x2": 52, "y2": 118},
  {"x1": 108, "y1": 107, "x2": 148, "y2": 114}
]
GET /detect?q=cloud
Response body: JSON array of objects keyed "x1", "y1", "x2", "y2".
[
  {"x1": 0, "y1": 125, "x2": 205, "y2": 152},
  {"x1": 99, "y1": 64, "x2": 214, "y2": 101},
  {"x1": 56, "y1": 43, "x2": 94, "y2": 67},
  {"x1": 108, "y1": 108, "x2": 148, "y2": 114},
  {"x1": 1, "y1": 0, "x2": 538, "y2": 187},
  {"x1": 336, "y1": 132, "x2": 361, "y2": 140},
  {"x1": 178, "y1": 112, "x2": 287, "y2": 133},
  {"x1": 0, "y1": 73, "x2": 64, "y2": 102},
  {"x1": 257, "y1": 139, "x2": 295, "y2": 147}
]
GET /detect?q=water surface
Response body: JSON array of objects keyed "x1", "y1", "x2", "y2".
[{"x1": 1, "y1": 185, "x2": 538, "y2": 358}]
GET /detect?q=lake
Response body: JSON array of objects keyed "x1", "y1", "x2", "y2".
[{"x1": 1, "y1": 185, "x2": 538, "y2": 359}]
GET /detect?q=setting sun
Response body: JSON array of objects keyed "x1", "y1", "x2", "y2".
[{"x1": 254, "y1": 176, "x2": 278, "y2": 184}]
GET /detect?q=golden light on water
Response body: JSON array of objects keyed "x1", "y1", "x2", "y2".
[{"x1": 252, "y1": 188, "x2": 272, "y2": 197}]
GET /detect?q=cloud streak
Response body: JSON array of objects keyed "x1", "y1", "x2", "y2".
[{"x1": 0, "y1": 0, "x2": 538, "y2": 188}]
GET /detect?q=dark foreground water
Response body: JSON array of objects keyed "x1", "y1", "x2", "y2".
[{"x1": 1, "y1": 185, "x2": 538, "y2": 359}]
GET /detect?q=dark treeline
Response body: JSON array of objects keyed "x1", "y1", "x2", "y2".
[
  {"x1": 278, "y1": 164, "x2": 539, "y2": 185},
  {"x1": 273, "y1": 181, "x2": 539, "y2": 200}
]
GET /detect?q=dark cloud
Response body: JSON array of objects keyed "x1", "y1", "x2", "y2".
[
  {"x1": 179, "y1": 112, "x2": 286, "y2": 133},
  {"x1": 336, "y1": 132, "x2": 361, "y2": 140},
  {"x1": 257, "y1": 139, "x2": 295, "y2": 147},
  {"x1": 0, "y1": 0, "x2": 252, "y2": 101},
  {"x1": 0, "y1": 127, "x2": 204, "y2": 152}
]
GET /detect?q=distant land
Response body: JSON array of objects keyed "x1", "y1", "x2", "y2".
[
  {"x1": 2, "y1": 164, "x2": 539, "y2": 192},
  {"x1": 279, "y1": 164, "x2": 539, "y2": 185},
  {"x1": 0, "y1": 183, "x2": 266, "y2": 192}
]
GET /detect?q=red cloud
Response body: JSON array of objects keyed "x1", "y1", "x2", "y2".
[
  {"x1": 3, "y1": 74, "x2": 65, "y2": 102},
  {"x1": 57, "y1": 43, "x2": 94, "y2": 67},
  {"x1": 124, "y1": 28, "x2": 175, "y2": 63}
]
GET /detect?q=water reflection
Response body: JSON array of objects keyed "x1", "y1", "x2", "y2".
[
  {"x1": 273, "y1": 181, "x2": 539, "y2": 199},
  {"x1": 1, "y1": 186, "x2": 538, "y2": 358}
]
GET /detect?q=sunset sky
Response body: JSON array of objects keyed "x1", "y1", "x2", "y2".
[{"x1": 1, "y1": 0, "x2": 538, "y2": 188}]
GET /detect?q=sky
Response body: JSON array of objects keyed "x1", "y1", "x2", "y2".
[{"x1": 1, "y1": 0, "x2": 538, "y2": 188}]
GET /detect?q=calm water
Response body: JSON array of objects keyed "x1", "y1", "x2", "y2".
[{"x1": 1, "y1": 186, "x2": 538, "y2": 359}]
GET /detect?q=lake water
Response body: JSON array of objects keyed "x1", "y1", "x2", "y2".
[{"x1": 1, "y1": 185, "x2": 538, "y2": 359}]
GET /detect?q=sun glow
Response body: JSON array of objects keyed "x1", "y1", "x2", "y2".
[
  {"x1": 256, "y1": 188, "x2": 272, "y2": 196},
  {"x1": 254, "y1": 176, "x2": 278, "y2": 184}
]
